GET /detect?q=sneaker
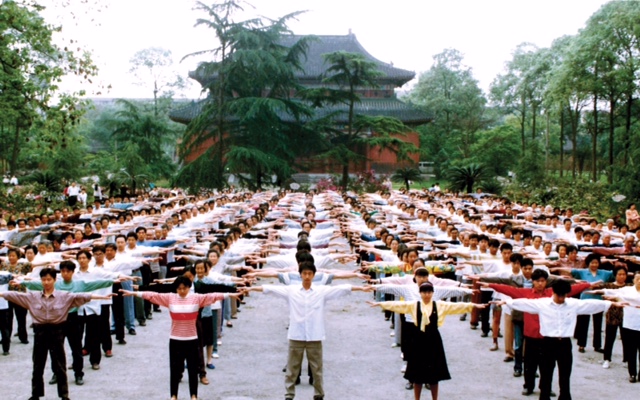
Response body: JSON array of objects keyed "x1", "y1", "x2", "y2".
[
  {"x1": 128, "y1": 329, "x2": 137, "y2": 335},
  {"x1": 92, "y1": 364, "x2": 100, "y2": 370},
  {"x1": 630, "y1": 375, "x2": 637, "y2": 383},
  {"x1": 75, "y1": 376, "x2": 84, "y2": 385},
  {"x1": 217, "y1": 340, "x2": 222, "y2": 346},
  {"x1": 602, "y1": 360, "x2": 610, "y2": 369},
  {"x1": 212, "y1": 352, "x2": 219, "y2": 359},
  {"x1": 105, "y1": 350, "x2": 113, "y2": 357},
  {"x1": 390, "y1": 331, "x2": 395, "y2": 337},
  {"x1": 513, "y1": 370, "x2": 522, "y2": 377},
  {"x1": 49, "y1": 375, "x2": 57, "y2": 385},
  {"x1": 401, "y1": 363, "x2": 407, "y2": 373}
]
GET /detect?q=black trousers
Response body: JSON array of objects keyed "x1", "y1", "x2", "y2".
[
  {"x1": 79, "y1": 314, "x2": 101, "y2": 366},
  {"x1": 111, "y1": 283, "x2": 125, "y2": 340},
  {"x1": 61, "y1": 312, "x2": 84, "y2": 378},
  {"x1": 622, "y1": 327, "x2": 640, "y2": 378},
  {"x1": 603, "y1": 323, "x2": 623, "y2": 362},
  {"x1": 98, "y1": 305, "x2": 113, "y2": 352},
  {"x1": 32, "y1": 324, "x2": 68, "y2": 398},
  {"x1": 480, "y1": 290, "x2": 493, "y2": 334},
  {"x1": 523, "y1": 336, "x2": 543, "y2": 392},
  {"x1": 540, "y1": 337, "x2": 573, "y2": 400},
  {"x1": 170, "y1": 339, "x2": 200, "y2": 398},
  {"x1": 574, "y1": 312, "x2": 603, "y2": 349},
  {"x1": 0, "y1": 309, "x2": 10, "y2": 353},
  {"x1": 9, "y1": 302, "x2": 28, "y2": 342}
]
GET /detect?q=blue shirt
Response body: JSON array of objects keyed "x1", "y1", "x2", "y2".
[{"x1": 571, "y1": 269, "x2": 614, "y2": 300}]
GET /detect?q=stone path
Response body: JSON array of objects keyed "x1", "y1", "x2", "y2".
[{"x1": 0, "y1": 278, "x2": 636, "y2": 399}]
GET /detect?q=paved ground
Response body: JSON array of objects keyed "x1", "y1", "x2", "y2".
[{"x1": 0, "y1": 277, "x2": 636, "y2": 399}]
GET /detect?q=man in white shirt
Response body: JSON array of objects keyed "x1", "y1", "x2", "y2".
[
  {"x1": 506, "y1": 280, "x2": 624, "y2": 400},
  {"x1": 247, "y1": 261, "x2": 369, "y2": 400}
]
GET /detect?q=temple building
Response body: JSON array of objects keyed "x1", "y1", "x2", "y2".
[{"x1": 169, "y1": 32, "x2": 430, "y2": 175}]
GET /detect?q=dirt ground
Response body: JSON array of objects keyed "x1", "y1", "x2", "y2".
[{"x1": 0, "y1": 277, "x2": 636, "y2": 399}]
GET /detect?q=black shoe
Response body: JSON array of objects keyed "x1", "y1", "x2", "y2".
[
  {"x1": 459, "y1": 314, "x2": 467, "y2": 321},
  {"x1": 594, "y1": 348, "x2": 604, "y2": 353},
  {"x1": 513, "y1": 370, "x2": 522, "y2": 377},
  {"x1": 313, "y1": 396, "x2": 323, "y2": 400},
  {"x1": 61, "y1": 397, "x2": 70, "y2": 400},
  {"x1": 2, "y1": 351, "x2": 9, "y2": 356},
  {"x1": 118, "y1": 339, "x2": 127, "y2": 345},
  {"x1": 20, "y1": 340, "x2": 29, "y2": 344},
  {"x1": 145, "y1": 313, "x2": 153, "y2": 320},
  {"x1": 309, "y1": 376, "x2": 313, "y2": 385},
  {"x1": 521, "y1": 389, "x2": 533, "y2": 396},
  {"x1": 630, "y1": 376, "x2": 637, "y2": 383},
  {"x1": 154, "y1": 308, "x2": 161, "y2": 313},
  {"x1": 405, "y1": 382, "x2": 413, "y2": 390},
  {"x1": 110, "y1": 330, "x2": 116, "y2": 335},
  {"x1": 295, "y1": 376, "x2": 300, "y2": 385},
  {"x1": 75, "y1": 376, "x2": 84, "y2": 386},
  {"x1": 137, "y1": 320, "x2": 146, "y2": 327},
  {"x1": 470, "y1": 324, "x2": 477, "y2": 330},
  {"x1": 49, "y1": 375, "x2": 57, "y2": 385},
  {"x1": 128, "y1": 329, "x2": 136, "y2": 335},
  {"x1": 550, "y1": 391, "x2": 556, "y2": 397},
  {"x1": 28, "y1": 397, "x2": 40, "y2": 400},
  {"x1": 480, "y1": 332, "x2": 488, "y2": 337}
]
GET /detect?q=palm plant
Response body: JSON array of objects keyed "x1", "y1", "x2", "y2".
[
  {"x1": 447, "y1": 163, "x2": 488, "y2": 193},
  {"x1": 391, "y1": 167, "x2": 422, "y2": 190}
]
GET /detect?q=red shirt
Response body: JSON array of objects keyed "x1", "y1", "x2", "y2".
[{"x1": 489, "y1": 282, "x2": 590, "y2": 339}]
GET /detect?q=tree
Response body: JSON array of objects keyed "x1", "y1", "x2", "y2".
[
  {"x1": 447, "y1": 163, "x2": 487, "y2": 194},
  {"x1": 0, "y1": 1, "x2": 96, "y2": 174},
  {"x1": 304, "y1": 51, "x2": 416, "y2": 188},
  {"x1": 408, "y1": 49, "x2": 487, "y2": 165},
  {"x1": 129, "y1": 47, "x2": 189, "y2": 117},
  {"x1": 391, "y1": 167, "x2": 422, "y2": 191},
  {"x1": 490, "y1": 44, "x2": 549, "y2": 156},
  {"x1": 470, "y1": 125, "x2": 520, "y2": 176},
  {"x1": 180, "y1": 2, "x2": 322, "y2": 189}
]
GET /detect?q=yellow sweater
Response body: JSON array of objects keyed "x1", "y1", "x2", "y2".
[{"x1": 379, "y1": 300, "x2": 474, "y2": 332}]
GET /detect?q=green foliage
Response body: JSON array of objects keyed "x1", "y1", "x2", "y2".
[
  {"x1": 391, "y1": 167, "x2": 422, "y2": 190},
  {"x1": 470, "y1": 125, "x2": 520, "y2": 176},
  {"x1": 504, "y1": 177, "x2": 620, "y2": 221},
  {"x1": 180, "y1": 3, "x2": 321, "y2": 189},
  {"x1": 446, "y1": 163, "x2": 488, "y2": 193},
  {"x1": 0, "y1": 1, "x2": 96, "y2": 174},
  {"x1": 408, "y1": 48, "x2": 488, "y2": 170}
]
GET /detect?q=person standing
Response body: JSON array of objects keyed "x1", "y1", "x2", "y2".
[
  {"x1": 0, "y1": 268, "x2": 111, "y2": 400},
  {"x1": 245, "y1": 261, "x2": 370, "y2": 400},
  {"x1": 369, "y1": 281, "x2": 485, "y2": 400},
  {"x1": 120, "y1": 275, "x2": 240, "y2": 400},
  {"x1": 66, "y1": 182, "x2": 80, "y2": 207},
  {"x1": 504, "y1": 280, "x2": 625, "y2": 400}
]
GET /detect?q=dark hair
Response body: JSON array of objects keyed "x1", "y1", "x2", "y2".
[
  {"x1": 612, "y1": 265, "x2": 628, "y2": 278},
  {"x1": 126, "y1": 232, "x2": 138, "y2": 240},
  {"x1": 298, "y1": 260, "x2": 316, "y2": 275},
  {"x1": 295, "y1": 251, "x2": 314, "y2": 265},
  {"x1": 488, "y1": 239, "x2": 500, "y2": 248},
  {"x1": 531, "y1": 269, "x2": 549, "y2": 281},
  {"x1": 552, "y1": 280, "x2": 571, "y2": 296},
  {"x1": 92, "y1": 245, "x2": 106, "y2": 254},
  {"x1": 105, "y1": 243, "x2": 117, "y2": 251},
  {"x1": 585, "y1": 254, "x2": 601, "y2": 268},
  {"x1": 7, "y1": 248, "x2": 20, "y2": 258},
  {"x1": 521, "y1": 258, "x2": 534, "y2": 268},
  {"x1": 419, "y1": 282, "x2": 434, "y2": 293},
  {"x1": 182, "y1": 265, "x2": 196, "y2": 277},
  {"x1": 76, "y1": 250, "x2": 92, "y2": 260},
  {"x1": 24, "y1": 245, "x2": 38, "y2": 254},
  {"x1": 39, "y1": 267, "x2": 58, "y2": 279},
  {"x1": 296, "y1": 240, "x2": 312, "y2": 253},
  {"x1": 115, "y1": 234, "x2": 126, "y2": 242},
  {"x1": 174, "y1": 275, "x2": 192, "y2": 289},
  {"x1": 59, "y1": 260, "x2": 76, "y2": 272},
  {"x1": 509, "y1": 253, "x2": 524, "y2": 264},
  {"x1": 194, "y1": 259, "x2": 211, "y2": 271}
]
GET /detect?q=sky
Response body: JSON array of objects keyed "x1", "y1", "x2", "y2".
[{"x1": 49, "y1": 0, "x2": 613, "y2": 99}]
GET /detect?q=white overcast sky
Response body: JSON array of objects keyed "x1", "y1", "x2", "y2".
[{"x1": 51, "y1": 0, "x2": 611, "y2": 99}]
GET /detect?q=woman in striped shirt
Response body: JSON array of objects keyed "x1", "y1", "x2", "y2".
[{"x1": 121, "y1": 275, "x2": 241, "y2": 400}]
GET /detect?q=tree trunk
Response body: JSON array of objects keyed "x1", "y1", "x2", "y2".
[
  {"x1": 545, "y1": 111, "x2": 550, "y2": 174},
  {"x1": 341, "y1": 163, "x2": 349, "y2": 190},
  {"x1": 592, "y1": 90, "x2": 598, "y2": 182},
  {"x1": 624, "y1": 93, "x2": 632, "y2": 166},
  {"x1": 608, "y1": 97, "x2": 615, "y2": 183},
  {"x1": 520, "y1": 99, "x2": 526, "y2": 156},
  {"x1": 570, "y1": 106, "x2": 578, "y2": 179},
  {"x1": 9, "y1": 123, "x2": 20, "y2": 174},
  {"x1": 531, "y1": 102, "x2": 537, "y2": 140},
  {"x1": 559, "y1": 107, "x2": 564, "y2": 178}
]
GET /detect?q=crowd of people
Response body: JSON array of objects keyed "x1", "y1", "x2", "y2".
[{"x1": 1, "y1": 186, "x2": 640, "y2": 400}]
